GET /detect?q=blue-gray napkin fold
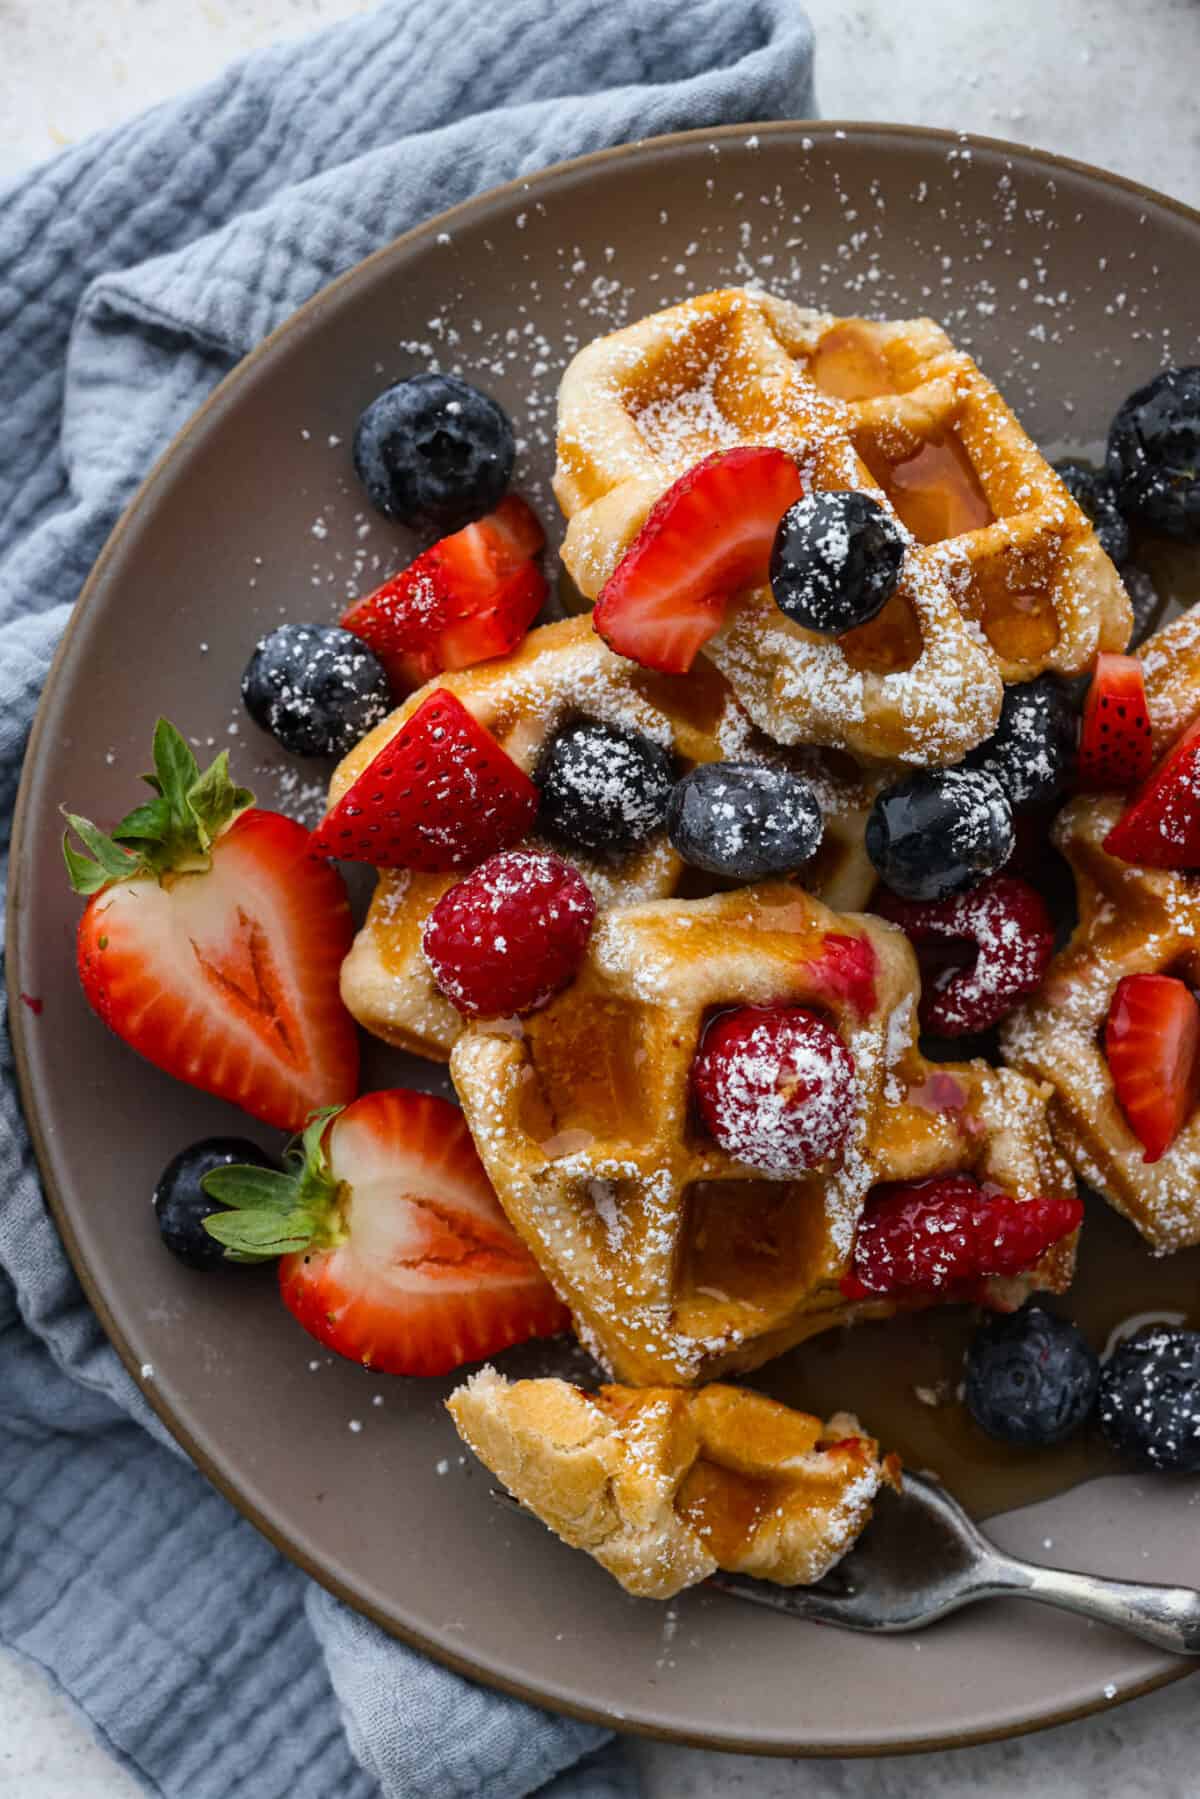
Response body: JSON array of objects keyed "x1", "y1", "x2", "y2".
[{"x1": 0, "y1": 3, "x2": 815, "y2": 1793}]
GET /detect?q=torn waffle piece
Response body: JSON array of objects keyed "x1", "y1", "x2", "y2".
[{"x1": 448, "y1": 1369, "x2": 898, "y2": 1599}]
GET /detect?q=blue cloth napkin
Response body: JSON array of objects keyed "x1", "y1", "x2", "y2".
[{"x1": 0, "y1": 3, "x2": 816, "y2": 1793}]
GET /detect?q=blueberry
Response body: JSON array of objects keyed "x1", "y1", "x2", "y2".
[
  {"x1": 242, "y1": 623, "x2": 392, "y2": 758},
  {"x1": 866, "y1": 767, "x2": 1013, "y2": 904},
  {"x1": 1054, "y1": 460, "x2": 1130, "y2": 565},
  {"x1": 1107, "y1": 366, "x2": 1200, "y2": 543},
  {"x1": 154, "y1": 1137, "x2": 277, "y2": 1271},
  {"x1": 667, "y1": 762, "x2": 824, "y2": 880},
  {"x1": 353, "y1": 373, "x2": 514, "y2": 532},
  {"x1": 965, "y1": 1306, "x2": 1100, "y2": 1448},
  {"x1": 1120, "y1": 563, "x2": 1165, "y2": 651},
  {"x1": 535, "y1": 721, "x2": 673, "y2": 857},
  {"x1": 770, "y1": 490, "x2": 906, "y2": 633},
  {"x1": 1098, "y1": 1326, "x2": 1200, "y2": 1473},
  {"x1": 964, "y1": 676, "x2": 1077, "y2": 811}
]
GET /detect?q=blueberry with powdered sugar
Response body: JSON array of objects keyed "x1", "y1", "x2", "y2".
[
  {"x1": 964, "y1": 675, "x2": 1077, "y2": 810},
  {"x1": 535, "y1": 720, "x2": 673, "y2": 857},
  {"x1": 666, "y1": 762, "x2": 823, "y2": 880},
  {"x1": 1098, "y1": 1325, "x2": 1200, "y2": 1473},
  {"x1": 866, "y1": 767, "x2": 1013, "y2": 903},
  {"x1": 1107, "y1": 366, "x2": 1200, "y2": 544},
  {"x1": 354, "y1": 372, "x2": 515, "y2": 532},
  {"x1": 1053, "y1": 460, "x2": 1130, "y2": 565},
  {"x1": 769, "y1": 490, "x2": 905, "y2": 634},
  {"x1": 242, "y1": 623, "x2": 392, "y2": 758}
]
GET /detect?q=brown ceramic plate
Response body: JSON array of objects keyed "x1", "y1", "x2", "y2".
[{"x1": 9, "y1": 123, "x2": 1200, "y2": 1756}]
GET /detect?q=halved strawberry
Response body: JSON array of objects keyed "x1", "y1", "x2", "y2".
[
  {"x1": 65, "y1": 721, "x2": 358, "y2": 1132},
  {"x1": 1103, "y1": 716, "x2": 1200, "y2": 868},
  {"x1": 1078, "y1": 653, "x2": 1154, "y2": 790},
  {"x1": 202, "y1": 1091, "x2": 570, "y2": 1374},
  {"x1": 592, "y1": 446, "x2": 804, "y2": 674},
  {"x1": 309, "y1": 688, "x2": 537, "y2": 871},
  {"x1": 1104, "y1": 972, "x2": 1200, "y2": 1162},
  {"x1": 341, "y1": 496, "x2": 546, "y2": 691}
]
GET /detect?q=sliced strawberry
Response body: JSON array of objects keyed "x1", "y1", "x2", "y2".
[
  {"x1": 592, "y1": 446, "x2": 804, "y2": 674},
  {"x1": 65, "y1": 722, "x2": 358, "y2": 1132},
  {"x1": 1104, "y1": 973, "x2": 1200, "y2": 1162},
  {"x1": 203, "y1": 1091, "x2": 570, "y2": 1374},
  {"x1": 1078, "y1": 653, "x2": 1154, "y2": 790},
  {"x1": 1103, "y1": 716, "x2": 1200, "y2": 869},
  {"x1": 309, "y1": 688, "x2": 537, "y2": 871},
  {"x1": 341, "y1": 497, "x2": 546, "y2": 690}
]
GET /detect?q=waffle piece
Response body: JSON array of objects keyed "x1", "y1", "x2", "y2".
[
  {"x1": 1140, "y1": 606, "x2": 1200, "y2": 756},
  {"x1": 330, "y1": 617, "x2": 881, "y2": 1060},
  {"x1": 555, "y1": 288, "x2": 1131, "y2": 765},
  {"x1": 1003, "y1": 800, "x2": 1200, "y2": 1254},
  {"x1": 448, "y1": 1368, "x2": 896, "y2": 1599},
  {"x1": 449, "y1": 883, "x2": 1077, "y2": 1385}
]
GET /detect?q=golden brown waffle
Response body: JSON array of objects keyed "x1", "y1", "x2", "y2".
[
  {"x1": 448, "y1": 1368, "x2": 896, "y2": 1599},
  {"x1": 554, "y1": 288, "x2": 1131, "y2": 765},
  {"x1": 330, "y1": 617, "x2": 882, "y2": 1060},
  {"x1": 1003, "y1": 614, "x2": 1200, "y2": 1252},
  {"x1": 449, "y1": 883, "x2": 1077, "y2": 1385}
]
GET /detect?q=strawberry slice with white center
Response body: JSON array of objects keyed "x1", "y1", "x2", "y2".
[
  {"x1": 1077, "y1": 652, "x2": 1155, "y2": 790},
  {"x1": 65, "y1": 721, "x2": 358, "y2": 1133},
  {"x1": 203, "y1": 1090, "x2": 570, "y2": 1374},
  {"x1": 309, "y1": 687, "x2": 537, "y2": 871},
  {"x1": 341, "y1": 496, "x2": 546, "y2": 691},
  {"x1": 1103, "y1": 716, "x2": 1200, "y2": 868},
  {"x1": 592, "y1": 446, "x2": 804, "y2": 674},
  {"x1": 1104, "y1": 972, "x2": 1200, "y2": 1162}
]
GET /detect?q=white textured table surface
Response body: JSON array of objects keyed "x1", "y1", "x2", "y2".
[{"x1": 3, "y1": 1, "x2": 1198, "y2": 1795}]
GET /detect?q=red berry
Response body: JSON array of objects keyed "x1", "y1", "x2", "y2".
[
  {"x1": 423, "y1": 850, "x2": 596, "y2": 1017},
  {"x1": 874, "y1": 875, "x2": 1055, "y2": 1036},
  {"x1": 1104, "y1": 972, "x2": 1200, "y2": 1161},
  {"x1": 691, "y1": 1005, "x2": 857, "y2": 1175},
  {"x1": 341, "y1": 497, "x2": 545, "y2": 692},
  {"x1": 593, "y1": 447, "x2": 804, "y2": 674},
  {"x1": 1103, "y1": 716, "x2": 1200, "y2": 869},
  {"x1": 807, "y1": 931, "x2": 878, "y2": 1021},
  {"x1": 310, "y1": 688, "x2": 537, "y2": 872},
  {"x1": 1078, "y1": 653, "x2": 1154, "y2": 791},
  {"x1": 841, "y1": 1175, "x2": 1083, "y2": 1301}
]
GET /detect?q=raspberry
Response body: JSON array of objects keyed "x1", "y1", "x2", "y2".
[
  {"x1": 841, "y1": 1175, "x2": 1083, "y2": 1301},
  {"x1": 809, "y1": 931, "x2": 878, "y2": 1020},
  {"x1": 874, "y1": 875, "x2": 1054, "y2": 1036},
  {"x1": 423, "y1": 850, "x2": 596, "y2": 1018},
  {"x1": 691, "y1": 1005, "x2": 857, "y2": 1176}
]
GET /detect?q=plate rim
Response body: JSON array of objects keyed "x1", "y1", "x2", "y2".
[{"x1": 9, "y1": 116, "x2": 1200, "y2": 1758}]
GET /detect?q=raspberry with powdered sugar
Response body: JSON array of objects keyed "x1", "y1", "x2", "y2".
[
  {"x1": 424, "y1": 848, "x2": 596, "y2": 1017},
  {"x1": 690, "y1": 1004, "x2": 857, "y2": 1176}
]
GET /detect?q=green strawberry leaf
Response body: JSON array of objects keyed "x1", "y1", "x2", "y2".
[
  {"x1": 200, "y1": 1106, "x2": 344, "y2": 1265},
  {"x1": 62, "y1": 719, "x2": 256, "y2": 896}
]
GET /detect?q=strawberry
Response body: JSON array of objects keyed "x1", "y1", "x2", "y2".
[
  {"x1": 309, "y1": 688, "x2": 537, "y2": 871},
  {"x1": 1104, "y1": 973, "x2": 1200, "y2": 1162},
  {"x1": 202, "y1": 1090, "x2": 570, "y2": 1374},
  {"x1": 1103, "y1": 716, "x2": 1200, "y2": 869},
  {"x1": 840, "y1": 1174, "x2": 1083, "y2": 1301},
  {"x1": 1077, "y1": 652, "x2": 1154, "y2": 790},
  {"x1": 341, "y1": 497, "x2": 546, "y2": 691},
  {"x1": 64, "y1": 721, "x2": 358, "y2": 1132},
  {"x1": 592, "y1": 446, "x2": 804, "y2": 674}
]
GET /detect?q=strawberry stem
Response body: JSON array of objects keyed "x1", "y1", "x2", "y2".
[
  {"x1": 62, "y1": 719, "x2": 254, "y2": 895},
  {"x1": 201, "y1": 1106, "x2": 343, "y2": 1264}
]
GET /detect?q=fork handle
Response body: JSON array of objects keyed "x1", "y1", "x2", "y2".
[{"x1": 982, "y1": 1553, "x2": 1200, "y2": 1655}]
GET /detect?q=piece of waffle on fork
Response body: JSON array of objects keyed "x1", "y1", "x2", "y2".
[
  {"x1": 554, "y1": 287, "x2": 1131, "y2": 765},
  {"x1": 330, "y1": 617, "x2": 883, "y2": 1060},
  {"x1": 449, "y1": 881, "x2": 1078, "y2": 1386},
  {"x1": 447, "y1": 1369, "x2": 898, "y2": 1600}
]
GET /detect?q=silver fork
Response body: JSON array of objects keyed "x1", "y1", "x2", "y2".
[{"x1": 494, "y1": 1473, "x2": 1200, "y2": 1652}]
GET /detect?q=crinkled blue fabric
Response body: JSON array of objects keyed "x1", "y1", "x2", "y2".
[{"x1": 0, "y1": 3, "x2": 815, "y2": 1793}]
